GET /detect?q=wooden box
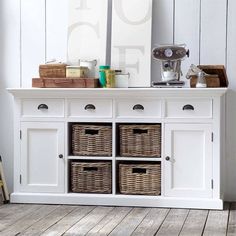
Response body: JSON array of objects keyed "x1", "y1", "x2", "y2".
[
  {"x1": 32, "y1": 78, "x2": 99, "y2": 88},
  {"x1": 39, "y1": 63, "x2": 67, "y2": 78}
]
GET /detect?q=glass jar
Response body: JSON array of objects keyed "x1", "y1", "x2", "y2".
[
  {"x1": 99, "y1": 65, "x2": 110, "y2": 88},
  {"x1": 105, "y1": 70, "x2": 115, "y2": 88},
  {"x1": 196, "y1": 71, "x2": 207, "y2": 88}
]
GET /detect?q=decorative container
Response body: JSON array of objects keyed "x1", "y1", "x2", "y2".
[
  {"x1": 39, "y1": 63, "x2": 67, "y2": 78},
  {"x1": 119, "y1": 124, "x2": 161, "y2": 157},
  {"x1": 66, "y1": 66, "x2": 88, "y2": 78},
  {"x1": 72, "y1": 124, "x2": 112, "y2": 156},
  {"x1": 32, "y1": 78, "x2": 99, "y2": 88},
  {"x1": 119, "y1": 163, "x2": 161, "y2": 195},
  {"x1": 71, "y1": 161, "x2": 112, "y2": 193}
]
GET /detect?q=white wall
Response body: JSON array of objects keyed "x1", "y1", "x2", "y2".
[{"x1": 1, "y1": 0, "x2": 236, "y2": 200}]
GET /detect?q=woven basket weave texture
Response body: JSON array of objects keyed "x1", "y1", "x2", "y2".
[
  {"x1": 119, "y1": 124, "x2": 161, "y2": 157},
  {"x1": 72, "y1": 124, "x2": 112, "y2": 156},
  {"x1": 71, "y1": 161, "x2": 112, "y2": 193},
  {"x1": 119, "y1": 163, "x2": 161, "y2": 195}
]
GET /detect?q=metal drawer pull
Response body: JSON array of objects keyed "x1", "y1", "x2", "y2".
[
  {"x1": 37, "y1": 104, "x2": 48, "y2": 110},
  {"x1": 84, "y1": 104, "x2": 96, "y2": 110},
  {"x1": 165, "y1": 156, "x2": 170, "y2": 161},
  {"x1": 133, "y1": 104, "x2": 144, "y2": 110},
  {"x1": 183, "y1": 104, "x2": 194, "y2": 111},
  {"x1": 58, "y1": 154, "x2": 63, "y2": 159}
]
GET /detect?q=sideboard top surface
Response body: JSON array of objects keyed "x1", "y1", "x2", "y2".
[{"x1": 7, "y1": 88, "x2": 227, "y2": 98}]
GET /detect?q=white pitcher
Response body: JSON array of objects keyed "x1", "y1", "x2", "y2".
[{"x1": 78, "y1": 59, "x2": 97, "y2": 77}]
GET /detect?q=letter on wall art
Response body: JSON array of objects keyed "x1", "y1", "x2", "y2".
[
  {"x1": 111, "y1": 0, "x2": 153, "y2": 87},
  {"x1": 67, "y1": 0, "x2": 108, "y2": 69}
]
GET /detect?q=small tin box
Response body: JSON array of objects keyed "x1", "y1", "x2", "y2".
[{"x1": 66, "y1": 66, "x2": 88, "y2": 78}]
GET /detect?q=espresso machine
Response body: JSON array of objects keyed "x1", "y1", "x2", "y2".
[{"x1": 152, "y1": 44, "x2": 189, "y2": 87}]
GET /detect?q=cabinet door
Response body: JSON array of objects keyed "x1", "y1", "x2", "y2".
[
  {"x1": 164, "y1": 124, "x2": 212, "y2": 198},
  {"x1": 20, "y1": 122, "x2": 64, "y2": 193}
]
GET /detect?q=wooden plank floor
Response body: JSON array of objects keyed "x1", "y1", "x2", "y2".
[{"x1": 0, "y1": 202, "x2": 234, "y2": 236}]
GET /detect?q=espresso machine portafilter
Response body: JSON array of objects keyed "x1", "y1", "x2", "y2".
[{"x1": 152, "y1": 44, "x2": 190, "y2": 82}]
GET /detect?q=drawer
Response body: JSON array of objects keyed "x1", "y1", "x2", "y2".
[
  {"x1": 21, "y1": 99, "x2": 64, "y2": 118},
  {"x1": 116, "y1": 99, "x2": 161, "y2": 118},
  {"x1": 165, "y1": 99, "x2": 212, "y2": 118},
  {"x1": 68, "y1": 99, "x2": 112, "y2": 118}
]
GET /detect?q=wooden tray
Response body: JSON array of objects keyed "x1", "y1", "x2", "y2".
[
  {"x1": 190, "y1": 75, "x2": 220, "y2": 88},
  {"x1": 198, "y1": 65, "x2": 228, "y2": 87},
  {"x1": 32, "y1": 78, "x2": 99, "y2": 88}
]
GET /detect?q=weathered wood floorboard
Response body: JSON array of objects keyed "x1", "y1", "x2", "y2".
[
  {"x1": 87, "y1": 207, "x2": 132, "y2": 236},
  {"x1": 109, "y1": 207, "x2": 151, "y2": 236},
  {"x1": 41, "y1": 205, "x2": 95, "y2": 236},
  {"x1": 227, "y1": 203, "x2": 236, "y2": 236},
  {"x1": 0, "y1": 203, "x2": 234, "y2": 236},
  {"x1": 179, "y1": 209, "x2": 209, "y2": 236},
  {"x1": 19, "y1": 205, "x2": 77, "y2": 236},
  {"x1": 63, "y1": 206, "x2": 114, "y2": 236},
  {"x1": 203, "y1": 202, "x2": 230, "y2": 236},
  {"x1": 155, "y1": 209, "x2": 189, "y2": 236},
  {"x1": 131, "y1": 208, "x2": 170, "y2": 236}
]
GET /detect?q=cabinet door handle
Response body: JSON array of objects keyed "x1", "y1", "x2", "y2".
[
  {"x1": 84, "y1": 104, "x2": 96, "y2": 110},
  {"x1": 182, "y1": 104, "x2": 194, "y2": 111},
  {"x1": 58, "y1": 154, "x2": 63, "y2": 159},
  {"x1": 133, "y1": 104, "x2": 144, "y2": 111},
  {"x1": 38, "y1": 104, "x2": 48, "y2": 110},
  {"x1": 165, "y1": 156, "x2": 170, "y2": 161}
]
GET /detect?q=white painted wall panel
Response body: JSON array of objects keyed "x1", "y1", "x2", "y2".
[
  {"x1": 67, "y1": 0, "x2": 108, "y2": 67},
  {"x1": 21, "y1": 0, "x2": 46, "y2": 87},
  {"x1": 111, "y1": 0, "x2": 153, "y2": 87},
  {"x1": 200, "y1": 0, "x2": 227, "y2": 65},
  {"x1": 46, "y1": 0, "x2": 68, "y2": 63},
  {"x1": 151, "y1": 0, "x2": 174, "y2": 82},
  {"x1": 225, "y1": 0, "x2": 236, "y2": 201},
  {"x1": 174, "y1": 0, "x2": 200, "y2": 82},
  {"x1": 0, "y1": 0, "x2": 21, "y2": 192}
]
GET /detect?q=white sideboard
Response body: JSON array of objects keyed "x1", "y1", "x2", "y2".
[{"x1": 8, "y1": 88, "x2": 227, "y2": 209}]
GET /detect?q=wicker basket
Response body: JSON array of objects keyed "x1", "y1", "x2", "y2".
[
  {"x1": 119, "y1": 163, "x2": 161, "y2": 195},
  {"x1": 39, "y1": 63, "x2": 67, "y2": 78},
  {"x1": 72, "y1": 124, "x2": 112, "y2": 156},
  {"x1": 71, "y1": 161, "x2": 112, "y2": 193},
  {"x1": 119, "y1": 124, "x2": 161, "y2": 157}
]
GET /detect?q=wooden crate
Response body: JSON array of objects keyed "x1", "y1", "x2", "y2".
[
  {"x1": 39, "y1": 63, "x2": 67, "y2": 78},
  {"x1": 32, "y1": 78, "x2": 99, "y2": 88}
]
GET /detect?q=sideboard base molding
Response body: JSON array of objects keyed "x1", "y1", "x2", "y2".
[{"x1": 10, "y1": 193, "x2": 223, "y2": 210}]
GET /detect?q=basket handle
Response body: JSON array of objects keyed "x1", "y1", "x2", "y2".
[
  {"x1": 133, "y1": 129, "x2": 148, "y2": 134},
  {"x1": 83, "y1": 167, "x2": 98, "y2": 172},
  {"x1": 85, "y1": 129, "x2": 99, "y2": 135},
  {"x1": 132, "y1": 168, "x2": 147, "y2": 174}
]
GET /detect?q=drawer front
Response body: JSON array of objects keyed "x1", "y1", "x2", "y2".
[
  {"x1": 68, "y1": 99, "x2": 112, "y2": 118},
  {"x1": 21, "y1": 99, "x2": 64, "y2": 118},
  {"x1": 116, "y1": 100, "x2": 161, "y2": 118},
  {"x1": 166, "y1": 99, "x2": 212, "y2": 118}
]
